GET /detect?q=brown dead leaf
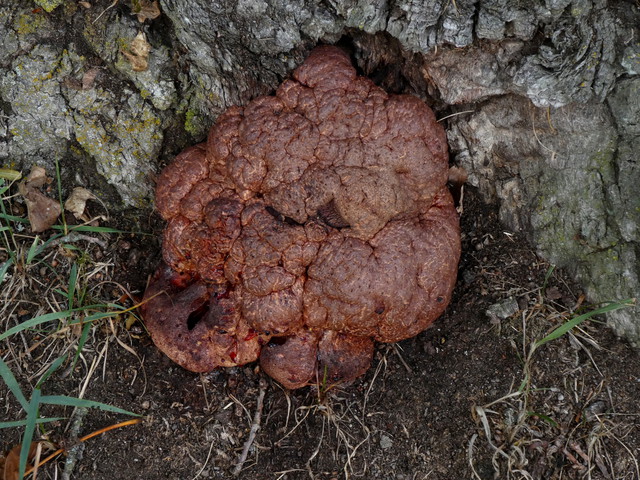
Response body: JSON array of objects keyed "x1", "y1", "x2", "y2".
[
  {"x1": 64, "y1": 187, "x2": 96, "y2": 221},
  {"x1": 132, "y1": 0, "x2": 160, "y2": 22},
  {"x1": 125, "y1": 313, "x2": 137, "y2": 330},
  {"x1": 24, "y1": 166, "x2": 49, "y2": 188},
  {"x1": 63, "y1": 67, "x2": 101, "y2": 91},
  {"x1": 121, "y1": 32, "x2": 150, "y2": 72},
  {"x1": 82, "y1": 67, "x2": 101, "y2": 90},
  {"x1": 121, "y1": 51, "x2": 147, "y2": 71},
  {"x1": 18, "y1": 166, "x2": 61, "y2": 233},
  {"x1": 130, "y1": 31, "x2": 151, "y2": 57},
  {"x1": 2, "y1": 443, "x2": 37, "y2": 480},
  {"x1": 21, "y1": 190, "x2": 60, "y2": 233},
  {"x1": 545, "y1": 286, "x2": 563, "y2": 301},
  {"x1": 78, "y1": 1, "x2": 91, "y2": 8}
]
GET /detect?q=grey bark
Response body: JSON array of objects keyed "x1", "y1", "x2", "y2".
[{"x1": 0, "y1": 0, "x2": 638, "y2": 343}]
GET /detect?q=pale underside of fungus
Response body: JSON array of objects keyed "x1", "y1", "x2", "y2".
[{"x1": 141, "y1": 46, "x2": 461, "y2": 389}]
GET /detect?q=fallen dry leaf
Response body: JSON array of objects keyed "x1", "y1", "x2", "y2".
[
  {"x1": 121, "y1": 32, "x2": 150, "y2": 72},
  {"x1": 132, "y1": 0, "x2": 160, "y2": 22},
  {"x1": 78, "y1": 1, "x2": 91, "y2": 8},
  {"x1": 121, "y1": 51, "x2": 147, "y2": 71},
  {"x1": 125, "y1": 313, "x2": 137, "y2": 330},
  {"x1": 24, "y1": 166, "x2": 48, "y2": 188},
  {"x1": 63, "y1": 67, "x2": 101, "y2": 91},
  {"x1": 18, "y1": 166, "x2": 61, "y2": 233},
  {"x1": 1, "y1": 443, "x2": 37, "y2": 480},
  {"x1": 82, "y1": 67, "x2": 101, "y2": 90},
  {"x1": 545, "y1": 286, "x2": 563, "y2": 301},
  {"x1": 64, "y1": 186, "x2": 97, "y2": 221},
  {"x1": 130, "y1": 31, "x2": 151, "y2": 57}
]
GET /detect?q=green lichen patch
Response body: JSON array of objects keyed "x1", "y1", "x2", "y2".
[
  {"x1": 16, "y1": 10, "x2": 47, "y2": 35},
  {"x1": 1, "y1": 44, "x2": 73, "y2": 161},
  {"x1": 33, "y1": 0, "x2": 65, "y2": 13},
  {"x1": 184, "y1": 108, "x2": 207, "y2": 138},
  {"x1": 70, "y1": 90, "x2": 161, "y2": 208},
  {"x1": 177, "y1": 85, "x2": 217, "y2": 140}
]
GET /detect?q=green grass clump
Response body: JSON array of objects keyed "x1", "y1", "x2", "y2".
[{"x1": 1, "y1": 174, "x2": 141, "y2": 479}]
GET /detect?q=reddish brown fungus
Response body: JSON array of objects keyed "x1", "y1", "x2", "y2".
[{"x1": 141, "y1": 46, "x2": 461, "y2": 389}]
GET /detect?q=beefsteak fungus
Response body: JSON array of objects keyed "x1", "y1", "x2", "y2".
[{"x1": 142, "y1": 46, "x2": 460, "y2": 389}]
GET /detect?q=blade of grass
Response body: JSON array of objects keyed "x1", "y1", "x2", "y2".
[
  {"x1": 26, "y1": 235, "x2": 41, "y2": 265},
  {"x1": 0, "y1": 310, "x2": 73, "y2": 341},
  {"x1": 0, "y1": 187, "x2": 20, "y2": 261},
  {"x1": 0, "y1": 417, "x2": 65, "y2": 429},
  {"x1": 80, "y1": 309, "x2": 126, "y2": 323},
  {"x1": 516, "y1": 372, "x2": 529, "y2": 394},
  {"x1": 68, "y1": 262, "x2": 78, "y2": 310},
  {"x1": 66, "y1": 304, "x2": 128, "y2": 326},
  {"x1": 40, "y1": 395, "x2": 140, "y2": 417},
  {"x1": 36, "y1": 354, "x2": 68, "y2": 388},
  {"x1": 0, "y1": 356, "x2": 29, "y2": 410},
  {"x1": 0, "y1": 258, "x2": 13, "y2": 284},
  {"x1": 19, "y1": 388, "x2": 41, "y2": 480},
  {"x1": 527, "y1": 411, "x2": 558, "y2": 427},
  {"x1": 72, "y1": 321, "x2": 93, "y2": 369},
  {"x1": 0, "y1": 168, "x2": 22, "y2": 181},
  {"x1": 28, "y1": 232, "x2": 64, "y2": 264},
  {"x1": 50, "y1": 225, "x2": 126, "y2": 234},
  {"x1": 541, "y1": 264, "x2": 555, "y2": 293},
  {"x1": 76, "y1": 281, "x2": 88, "y2": 306},
  {"x1": 0, "y1": 179, "x2": 10, "y2": 194},
  {"x1": 534, "y1": 298, "x2": 636, "y2": 350},
  {"x1": 0, "y1": 213, "x2": 29, "y2": 224},
  {"x1": 0, "y1": 304, "x2": 109, "y2": 341}
]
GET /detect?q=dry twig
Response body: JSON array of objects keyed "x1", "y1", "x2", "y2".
[{"x1": 232, "y1": 379, "x2": 268, "y2": 476}]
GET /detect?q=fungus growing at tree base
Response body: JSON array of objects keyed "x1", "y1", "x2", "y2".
[{"x1": 142, "y1": 46, "x2": 461, "y2": 389}]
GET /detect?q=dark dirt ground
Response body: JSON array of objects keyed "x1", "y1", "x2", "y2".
[{"x1": 1, "y1": 187, "x2": 639, "y2": 480}]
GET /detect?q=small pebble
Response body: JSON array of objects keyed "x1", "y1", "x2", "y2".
[
  {"x1": 486, "y1": 297, "x2": 519, "y2": 322},
  {"x1": 380, "y1": 434, "x2": 393, "y2": 450}
]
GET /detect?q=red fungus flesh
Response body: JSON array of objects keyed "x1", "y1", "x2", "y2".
[{"x1": 141, "y1": 46, "x2": 461, "y2": 389}]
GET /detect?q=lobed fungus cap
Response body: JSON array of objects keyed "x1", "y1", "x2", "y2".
[{"x1": 142, "y1": 46, "x2": 461, "y2": 389}]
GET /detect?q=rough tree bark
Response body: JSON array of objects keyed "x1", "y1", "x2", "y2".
[{"x1": 1, "y1": 0, "x2": 638, "y2": 343}]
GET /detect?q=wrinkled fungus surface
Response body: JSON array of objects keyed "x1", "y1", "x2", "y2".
[{"x1": 142, "y1": 46, "x2": 461, "y2": 389}]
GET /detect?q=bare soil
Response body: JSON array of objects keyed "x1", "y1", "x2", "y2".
[{"x1": 1, "y1": 188, "x2": 639, "y2": 480}]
